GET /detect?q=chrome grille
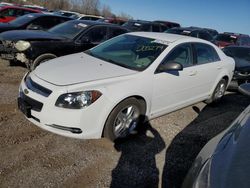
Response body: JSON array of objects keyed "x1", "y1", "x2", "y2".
[{"x1": 25, "y1": 76, "x2": 52, "y2": 97}]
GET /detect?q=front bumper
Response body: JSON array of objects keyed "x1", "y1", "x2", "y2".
[{"x1": 18, "y1": 73, "x2": 111, "y2": 139}]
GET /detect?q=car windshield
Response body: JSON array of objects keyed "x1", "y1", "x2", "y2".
[
  {"x1": 86, "y1": 34, "x2": 167, "y2": 71},
  {"x1": 223, "y1": 47, "x2": 250, "y2": 61},
  {"x1": 215, "y1": 34, "x2": 237, "y2": 43},
  {"x1": 48, "y1": 21, "x2": 89, "y2": 39},
  {"x1": 9, "y1": 14, "x2": 36, "y2": 26}
]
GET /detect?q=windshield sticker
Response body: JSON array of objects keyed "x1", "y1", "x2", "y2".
[
  {"x1": 151, "y1": 39, "x2": 170, "y2": 45},
  {"x1": 77, "y1": 23, "x2": 88, "y2": 28},
  {"x1": 134, "y1": 23, "x2": 141, "y2": 26},
  {"x1": 136, "y1": 45, "x2": 164, "y2": 52},
  {"x1": 230, "y1": 35, "x2": 237, "y2": 39},
  {"x1": 183, "y1": 30, "x2": 191, "y2": 33}
]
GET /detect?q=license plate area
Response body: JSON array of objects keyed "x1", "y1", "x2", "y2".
[{"x1": 18, "y1": 97, "x2": 31, "y2": 118}]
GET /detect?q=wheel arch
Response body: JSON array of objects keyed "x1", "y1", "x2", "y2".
[{"x1": 101, "y1": 95, "x2": 148, "y2": 137}]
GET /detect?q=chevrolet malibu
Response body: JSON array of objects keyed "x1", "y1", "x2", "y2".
[{"x1": 18, "y1": 33, "x2": 235, "y2": 141}]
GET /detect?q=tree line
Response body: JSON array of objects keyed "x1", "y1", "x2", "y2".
[{"x1": 3, "y1": 0, "x2": 133, "y2": 19}]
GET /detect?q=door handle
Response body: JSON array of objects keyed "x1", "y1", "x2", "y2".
[{"x1": 188, "y1": 71, "x2": 197, "y2": 76}]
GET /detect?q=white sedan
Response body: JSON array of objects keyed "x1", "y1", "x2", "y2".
[{"x1": 18, "y1": 32, "x2": 235, "y2": 141}]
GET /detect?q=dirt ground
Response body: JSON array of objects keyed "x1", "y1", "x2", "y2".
[{"x1": 0, "y1": 59, "x2": 249, "y2": 188}]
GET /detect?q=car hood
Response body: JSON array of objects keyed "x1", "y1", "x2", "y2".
[
  {"x1": 0, "y1": 23, "x2": 17, "y2": 32},
  {"x1": 234, "y1": 57, "x2": 250, "y2": 71},
  {"x1": 0, "y1": 30, "x2": 67, "y2": 41},
  {"x1": 209, "y1": 105, "x2": 250, "y2": 188},
  {"x1": 34, "y1": 53, "x2": 138, "y2": 86}
]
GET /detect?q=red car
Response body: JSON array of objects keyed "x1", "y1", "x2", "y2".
[
  {"x1": 215, "y1": 32, "x2": 250, "y2": 48},
  {"x1": 0, "y1": 6, "x2": 41, "y2": 23}
]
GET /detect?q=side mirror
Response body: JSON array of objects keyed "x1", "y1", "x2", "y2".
[
  {"x1": 239, "y1": 83, "x2": 250, "y2": 97},
  {"x1": 157, "y1": 61, "x2": 183, "y2": 73}
]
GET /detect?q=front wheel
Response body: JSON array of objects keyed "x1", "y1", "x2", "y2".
[
  {"x1": 103, "y1": 98, "x2": 146, "y2": 141},
  {"x1": 205, "y1": 79, "x2": 227, "y2": 104}
]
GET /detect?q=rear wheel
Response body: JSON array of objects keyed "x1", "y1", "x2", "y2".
[
  {"x1": 30, "y1": 53, "x2": 57, "y2": 71},
  {"x1": 103, "y1": 98, "x2": 146, "y2": 141},
  {"x1": 206, "y1": 79, "x2": 227, "y2": 104}
]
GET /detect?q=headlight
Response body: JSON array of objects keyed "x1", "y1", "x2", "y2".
[
  {"x1": 55, "y1": 91, "x2": 102, "y2": 109},
  {"x1": 194, "y1": 158, "x2": 211, "y2": 188},
  {"x1": 14, "y1": 40, "x2": 31, "y2": 51}
]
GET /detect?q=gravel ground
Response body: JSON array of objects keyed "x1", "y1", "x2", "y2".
[{"x1": 0, "y1": 59, "x2": 249, "y2": 188}]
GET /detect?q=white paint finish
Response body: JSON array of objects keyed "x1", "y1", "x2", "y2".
[{"x1": 19, "y1": 33, "x2": 235, "y2": 139}]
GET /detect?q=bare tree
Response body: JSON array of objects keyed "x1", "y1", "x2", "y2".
[{"x1": 101, "y1": 4, "x2": 112, "y2": 17}]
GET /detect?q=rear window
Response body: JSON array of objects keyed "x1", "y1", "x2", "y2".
[
  {"x1": 215, "y1": 34, "x2": 237, "y2": 43},
  {"x1": 223, "y1": 47, "x2": 250, "y2": 61}
]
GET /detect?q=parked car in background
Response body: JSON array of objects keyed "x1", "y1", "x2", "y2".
[
  {"x1": 78, "y1": 14, "x2": 103, "y2": 21},
  {"x1": 166, "y1": 27, "x2": 214, "y2": 42},
  {"x1": 123, "y1": 20, "x2": 167, "y2": 32},
  {"x1": 0, "y1": 20, "x2": 128, "y2": 69},
  {"x1": 154, "y1": 20, "x2": 180, "y2": 29},
  {"x1": 0, "y1": 13, "x2": 72, "y2": 33},
  {"x1": 182, "y1": 103, "x2": 250, "y2": 188},
  {"x1": 17, "y1": 32, "x2": 234, "y2": 141},
  {"x1": 22, "y1": 5, "x2": 48, "y2": 12},
  {"x1": 223, "y1": 46, "x2": 250, "y2": 90},
  {"x1": 98, "y1": 17, "x2": 127, "y2": 25},
  {"x1": 0, "y1": 5, "x2": 41, "y2": 22},
  {"x1": 214, "y1": 32, "x2": 250, "y2": 48},
  {"x1": 203, "y1": 28, "x2": 219, "y2": 38},
  {"x1": 55, "y1": 10, "x2": 81, "y2": 19}
]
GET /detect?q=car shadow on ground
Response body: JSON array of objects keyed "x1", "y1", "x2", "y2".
[
  {"x1": 8, "y1": 60, "x2": 27, "y2": 68},
  {"x1": 110, "y1": 123, "x2": 166, "y2": 188},
  {"x1": 161, "y1": 92, "x2": 250, "y2": 188}
]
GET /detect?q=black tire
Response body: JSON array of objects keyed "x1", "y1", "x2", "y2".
[
  {"x1": 103, "y1": 98, "x2": 146, "y2": 141},
  {"x1": 205, "y1": 79, "x2": 227, "y2": 104},
  {"x1": 30, "y1": 53, "x2": 57, "y2": 71}
]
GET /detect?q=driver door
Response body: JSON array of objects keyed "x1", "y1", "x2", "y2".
[{"x1": 151, "y1": 43, "x2": 202, "y2": 117}]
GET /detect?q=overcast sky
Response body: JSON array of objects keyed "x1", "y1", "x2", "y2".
[{"x1": 100, "y1": 0, "x2": 250, "y2": 34}]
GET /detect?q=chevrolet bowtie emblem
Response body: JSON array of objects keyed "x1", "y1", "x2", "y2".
[{"x1": 24, "y1": 89, "x2": 29, "y2": 95}]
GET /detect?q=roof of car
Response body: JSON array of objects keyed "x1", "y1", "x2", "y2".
[
  {"x1": 22, "y1": 13, "x2": 72, "y2": 19},
  {"x1": 67, "y1": 19, "x2": 123, "y2": 26},
  {"x1": 0, "y1": 5, "x2": 41, "y2": 12},
  {"x1": 171, "y1": 26, "x2": 204, "y2": 32},
  {"x1": 129, "y1": 32, "x2": 202, "y2": 43}
]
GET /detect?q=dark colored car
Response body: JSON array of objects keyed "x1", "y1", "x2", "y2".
[
  {"x1": 0, "y1": 6, "x2": 41, "y2": 22},
  {"x1": 98, "y1": 17, "x2": 127, "y2": 25},
  {"x1": 215, "y1": 32, "x2": 250, "y2": 48},
  {"x1": 0, "y1": 13, "x2": 72, "y2": 33},
  {"x1": 203, "y1": 28, "x2": 218, "y2": 38},
  {"x1": 154, "y1": 20, "x2": 181, "y2": 29},
  {"x1": 166, "y1": 27, "x2": 214, "y2": 42},
  {"x1": 182, "y1": 100, "x2": 250, "y2": 188},
  {"x1": 0, "y1": 20, "x2": 128, "y2": 69},
  {"x1": 223, "y1": 46, "x2": 250, "y2": 90},
  {"x1": 122, "y1": 20, "x2": 167, "y2": 32}
]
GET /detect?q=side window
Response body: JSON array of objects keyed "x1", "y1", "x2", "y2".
[
  {"x1": 1, "y1": 8, "x2": 15, "y2": 17},
  {"x1": 141, "y1": 24, "x2": 151, "y2": 31},
  {"x1": 108, "y1": 27, "x2": 126, "y2": 39},
  {"x1": 84, "y1": 26, "x2": 108, "y2": 43},
  {"x1": 152, "y1": 24, "x2": 160, "y2": 32},
  {"x1": 194, "y1": 43, "x2": 220, "y2": 64},
  {"x1": 198, "y1": 31, "x2": 213, "y2": 41},
  {"x1": 27, "y1": 17, "x2": 56, "y2": 30},
  {"x1": 163, "y1": 43, "x2": 193, "y2": 67}
]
